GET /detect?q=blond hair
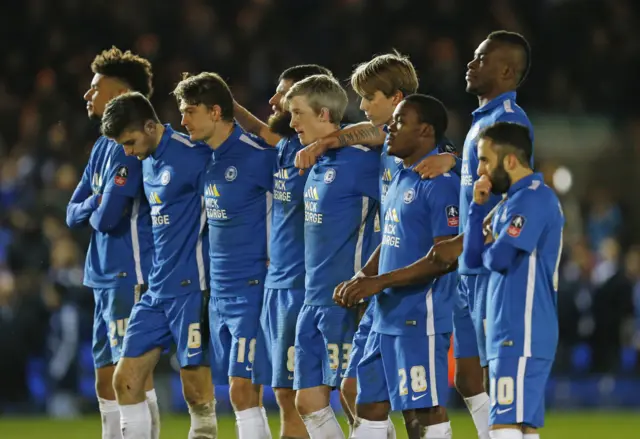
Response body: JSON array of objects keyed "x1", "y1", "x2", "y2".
[
  {"x1": 350, "y1": 51, "x2": 418, "y2": 98},
  {"x1": 284, "y1": 74, "x2": 348, "y2": 124}
]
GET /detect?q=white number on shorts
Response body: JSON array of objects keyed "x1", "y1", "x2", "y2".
[
  {"x1": 287, "y1": 346, "x2": 295, "y2": 372},
  {"x1": 490, "y1": 376, "x2": 514, "y2": 405},
  {"x1": 342, "y1": 343, "x2": 352, "y2": 370},
  {"x1": 410, "y1": 365, "x2": 428, "y2": 393},
  {"x1": 237, "y1": 337, "x2": 256, "y2": 364},
  {"x1": 109, "y1": 318, "x2": 129, "y2": 346},
  {"x1": 327, "y1": 343, "x2": 352, "y2": 370},
  {"x1": 327, "y1": 343, "x2": 340, "y2": 370},
  {"x1": 398, "y1": 369, "x2": 408, "y2": 395},
  {"x1": 188, "y1": 323, "x2": 201, "y2": 349},
  {"x1": 398, "y1": 366, "x2": 428, "y2": 396}
]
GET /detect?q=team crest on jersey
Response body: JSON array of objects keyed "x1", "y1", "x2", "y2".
[
  {"x1": 324, "y1": 168, "x2": 336, "y2": 184},
  {"x1": 507, "y1": 215, "x2": 526, "y2": 237},
  {"x1": 403, "y1": 188, "x2": 415, "y2": 204},
  {"x1": 114, "y1": 166, "x2": 128, "y2": 186},
  {"x1": 160, "y1": 170, "x2": 171, "y2": 185},
  {"x1": 446, "y1": 205, "x2": 459, "y2": 227},
  {"x1": 225, "y1": 166, "x2": 238, "y2": 182}
]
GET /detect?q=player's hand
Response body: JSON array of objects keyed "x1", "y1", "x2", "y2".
[
  {"x1": 333, "y1": 281, "x2": 348, "y2": 307},
  {"x1": 414, "y1": 153, "x2": 456, "y2": 179},
  {"x1": 428, "y1": 237, "x2": 463, "y2": 266},
  {"x1": 340, "y1": 276, "x2": 383, "y2": 308},
  {"x1": 295, "y1": 137, "x2": 338, "y2": 175},
  {"x1": 473, "y1": 175, "x2": 492, "y2": 205}
]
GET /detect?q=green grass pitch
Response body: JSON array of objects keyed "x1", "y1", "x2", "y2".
[{"x1": 0, "y1": 411, "x2": 637, "y2": 438}]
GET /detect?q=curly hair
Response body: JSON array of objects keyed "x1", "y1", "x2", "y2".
[{"x1": 91, "y1": 46, "x2": 154, "y2": 98}]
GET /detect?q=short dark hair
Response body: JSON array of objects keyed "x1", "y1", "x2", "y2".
[
  {"x1": 101, "y1": 92, "x2": 160, "y2": 139},
  {"x1": 479, "y1": 122, "x2": 532, "y2": 166},
  {"x1": 172, "y1": 72, "x2": 234, "y2": 122},
  {"x1": 91, "y1": 46, "x2": 154, "y2": 98},
  {"x1": 279, "y1": 64, "x2": 333, "y2": 84},
  {"x1": 403, "y1": 94, "x2": 448, "y2": 143},
  {"x1": 487, "y1": 31, "x2": 531, "y2": 86}
]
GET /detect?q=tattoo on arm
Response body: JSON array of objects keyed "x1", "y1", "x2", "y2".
[{"x1": 337, "y1": 125, "x2": 382, "y2": 146}]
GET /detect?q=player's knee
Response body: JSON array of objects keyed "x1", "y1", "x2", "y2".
[
  {"x1": 340, "y1": 377, "x2": 357, "y2": 404},
  {"x1": 112, "y1": 366, "x2": 132, "y2": 397},
  {"x1": 95, "y1": 366, "x2": 116, "y2": 399},
  {"x1": 274, "y1": 388, "x2": 296, "y2": 412},
  {"x1": 355, "y1": 402, "x2": 388, "y2": 422},
  {"x1": 454, "y1": 365, "x2": 483, "y2": 397},
  {"x1": 229, "y1": 377, "x2": 259, "y2": 410}
]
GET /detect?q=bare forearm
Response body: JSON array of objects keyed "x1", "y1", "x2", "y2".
[
  {"x1": 233, "y1": 101, "x2": 280, "y2": 146},
  {"x1": 375, "y1": 255, "x2": 448, "y2": 290},
  {"x1": 360, "y1": 244, "x2": 381, "y2": 276},
  {"x1": 334, "y1": 122, "x2": 385, "y2": 147}
]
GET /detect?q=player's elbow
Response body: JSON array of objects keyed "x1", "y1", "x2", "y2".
[
  {"x1": 483, "y1": 252, "x2": 509, "y2": 273},
  {"x1": 65, "y1": 207, "x2": 84, "y2": 229},
  {"x1": 462, "y1": 252, "x2": 483, "y2": 270}
]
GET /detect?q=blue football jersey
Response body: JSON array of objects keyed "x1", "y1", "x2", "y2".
[
  {"x1": 303, "y1": 145, "x2": 381, "y2": 306},
  {"x1": 142, "y1": 125, "x2": 211, "y2": 298},
  {"x1": 459, "y1": 92, "x2": 533, "y2": 275},
  {"x1": 486, "y1": 173, "x2": 564, "y2": 361},
  {"x1": 265, "y1": 135, "x2": 308, "y2": 289},
  {"x1": 80, "y1": 137, "x2": 153, "y2": 288},
  {"x1": 375, "y1": 150, "x2": 460, "y2": 337},
  {"x1": 204, "y1": 125, "x2": 277, "y2": 297}
]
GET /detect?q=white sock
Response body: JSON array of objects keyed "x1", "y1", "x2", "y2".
[
  {"x1": 236, "y1": 407, "x2": 268, "y2": 439},
  {"x1": 387, "y1": 418, "x2": 396, "y2": 439},
  {"x1": 261, "y1": 406, "x2": 272, "y2": 438},
  {"x1": 489, "y1": 430, "x2": 523, "y2": 439},
  {"x1": 300, "y1": 406, "x2": 345, "y2": 439},
  {"x1": 523, "y1": 434, "x2": 540, "y2": 439},
  {"x1": 119, "y1": 401, "x2": 151, "y2": 439},
  {"x1": 98, "y1": 397, "x2": 122, "y2": 439},
  {"x1": 188, "y1": 400, "x2": 217, "y2": 439},
  {"x1": 464, "y1": 393, "x2": 491, "y2": 439},
  {"x1": 422, "y1": 421, "x2": 452, "y2": 439},
  {"x1": 351, "y1": 418, "x2": 388, "y2": 439},
  {"x1": 145, "y1": 390, "x2": 161, "y2": 439}
]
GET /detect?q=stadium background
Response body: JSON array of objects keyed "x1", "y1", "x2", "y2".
[{"x1": 1, "y1": 0, "x2": 639, "y2": 437}]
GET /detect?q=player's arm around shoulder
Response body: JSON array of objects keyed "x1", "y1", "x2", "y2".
[{"x1": 295, "y1": 121, "x2": 385, "y2": 173}]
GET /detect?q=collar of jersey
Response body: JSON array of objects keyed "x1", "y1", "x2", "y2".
[
  {"x1": 507, "y1": 172, "x2": 543, "y2": 197},
  {"x1": 403, "y1": 147, "x2": 439, "y2": 171},
  {"x1": 152, "y1": 124, "x2": 174, "y2": 159},
  {"x1": 212, "y1": 124, "x2": 243, "y2": 160},
  {"x1": 472, "y1": 91, "x2": 517, "y2": 116}
]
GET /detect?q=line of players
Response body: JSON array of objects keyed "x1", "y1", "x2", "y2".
[{"x1": 67, "y1": 28, "x2": 563, "y2": 439}]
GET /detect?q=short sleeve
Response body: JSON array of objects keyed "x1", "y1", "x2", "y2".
[
  {"x1": 251, "y1": 147, "x2": 278, "y2": 192},
  {"x1": 352, "y1": 151, "x2": 381, "y2": 202},
  {"x1": 425, "y1": 175, "x2": 460, "y2": 238},
  {"x1": 102, "y1": 147, "x2": 143, "y2": 198}
]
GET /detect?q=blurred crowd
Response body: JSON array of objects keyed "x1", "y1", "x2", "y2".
[{"x1": 1, "y1": 0, "x2": 640, "y2": 412}]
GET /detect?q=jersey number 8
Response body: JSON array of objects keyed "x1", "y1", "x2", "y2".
[{"x1": 398, "y1": 365, "x2": 427, "y2": 396}]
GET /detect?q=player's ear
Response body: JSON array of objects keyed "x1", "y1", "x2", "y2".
[
  {"x1": 421, "y1": 123, "x2": 434, "y2": 139},
  {"x1": 391, "y1": 90, "x2": 403, "y2": 106},
  {"x1": 209, "y1": 104, "x2": 222, "y2": 121},
  {"x1": 318, "y1": 107, "x2": 331, "y2": 123},
  {"x1": 144, "y1": 120, "x2": 155, "y2": 136}
]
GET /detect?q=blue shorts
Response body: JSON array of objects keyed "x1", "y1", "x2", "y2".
[
  {"x1": 209, "y1": 295, "x2": 262, "y2": 385},
  {"x1": 357, "y1": 331, "x2": 451, "y2": 412},
  {"x1": 92, "y1": 287, "x2": 136, "y2": 368},
  {"x1": 294, "y1": 304, "x2": 358, "y2": 390},
  {"x1": 344, "y1": 301, "x2": 374, "y2": 379},
  {"x1": 253, "y1": 288, "x2": 305, "y2": 388},
  {"x1": 489, "y1": 356, "x2": 552, "y2": 428},
  {"x1": 453, "y1": 274, "x2": 489, "y2": 366},
  {"x1": 122, "y1": 290, "x2": 210, "y2": 368}
]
